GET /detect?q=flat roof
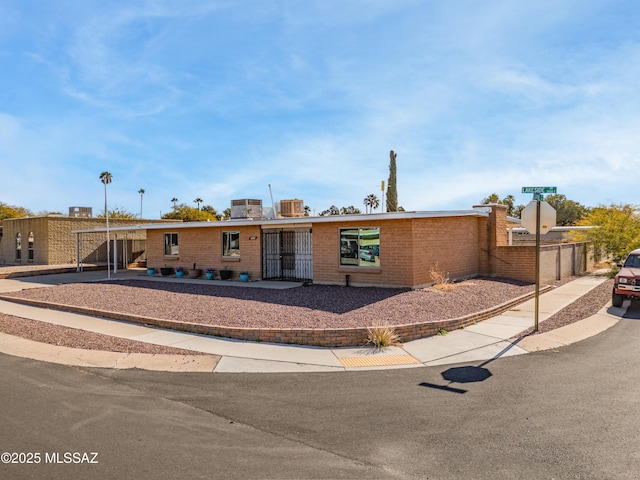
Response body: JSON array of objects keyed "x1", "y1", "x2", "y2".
[{"x1": 72, "y1": 208, "x2": 491, "y2": 234}]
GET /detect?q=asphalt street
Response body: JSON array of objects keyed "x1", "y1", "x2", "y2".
[{"x1": 1, "y1": 302, "x2": 639, "y2": 479}]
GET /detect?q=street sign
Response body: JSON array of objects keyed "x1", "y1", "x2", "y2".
[
  {"x1": 522, "y1": 186, "x2": 557, "y2": 194},
  {"x1": 521, "y1": 201, "x2": 556, "y2": 234}
]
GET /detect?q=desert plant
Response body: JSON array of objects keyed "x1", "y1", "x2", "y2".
[
  {"x1": 429, "y1": 262, "x2": 449, "y2": 285},
  {"x1": 437, "y1": 328, "x2": 448, "y2": 336},
  {"x1": 428, "y1": 262, "x2": 459, "y2": 292},
  {"x1": 366, "y1": 324, "x2": 401, "y2": 348}
]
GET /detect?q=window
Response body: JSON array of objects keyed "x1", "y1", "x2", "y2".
[
  {"x1": 15, "y1": 233, "x2": 21, "y2": 261},
  {"x1": 28, "y1": 232, "x2": 34, "y2": 261},
  {"x1": 164, "y1": 233, "x2": 179, "y2": 256},
  {"x1": 339, "y1": 227, "x2": 380, "y2": 267},
  {"x1": 223, "y1": 231, "x2": 240, "y2": 257}
]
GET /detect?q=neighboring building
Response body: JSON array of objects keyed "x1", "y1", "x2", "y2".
[
  {"x1": 0, "y1": 216, "x2": 157, "y2": 267},
  {"x1": 73, "y1": 204, "x2": 592, "y2": 288}
]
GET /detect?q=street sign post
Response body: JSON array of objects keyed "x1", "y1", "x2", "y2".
[{"x1": 521, "y1": 187, "x2": 557, "y2": 332}]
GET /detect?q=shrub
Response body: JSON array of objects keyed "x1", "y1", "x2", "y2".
[{"x1": 366, "y1": 324, "x2": 401, "y2": 348}]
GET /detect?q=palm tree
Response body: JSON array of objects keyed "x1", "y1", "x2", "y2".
[
  {"x1": 363, "y1": 194, "x2": 380, "y2": 214},
  {"x1": 99, "y1": 171, "x2": 112, "y2": 279},
  {"x1": 194, "y1": 197, "x2": 203, "y2": 211},
  {"x1": 171, "y1": 197, "x2": 178, "y2": 210},
  {"x1": 138, "y1": 188, "x2": 145, "y2": 218}
]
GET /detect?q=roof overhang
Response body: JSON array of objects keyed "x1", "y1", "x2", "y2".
[{"x1": 72, "y1": 209, "x2": 490, "y2": 234}]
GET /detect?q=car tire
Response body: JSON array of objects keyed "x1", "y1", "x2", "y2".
[{"x1": 612, "y1": 291, "x2": 624, "y2": 308}]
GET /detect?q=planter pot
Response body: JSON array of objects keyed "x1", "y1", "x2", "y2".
[
  {"x1": 205, "y1": 272, "x2": 214, "y2": 280},
  {"x1": 160, "y1": 267, "x2": 173, "y2": 276},
  {"x1": 176, "y1": 271, "x2": 184, "y2": 278},
  {"x1": 188, "y1": 269, "x2": 202, "y2": 279},
  {"x1": 147, "y1": 268, "x2": 155, "y2": 276},
  {"x1": 220, "y1": 269, "x2": 232, "y2": 280},
  {"x1": 240, "y1": 272, "x2": 249, "y2": 282}
]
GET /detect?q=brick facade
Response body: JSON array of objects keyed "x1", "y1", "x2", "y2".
[
  {"x1": 0, "y1": 217, "x2": 153, "y2": 266},
  {"x1": 146, "y1": 225, "x2": 262, "y2": 280}
]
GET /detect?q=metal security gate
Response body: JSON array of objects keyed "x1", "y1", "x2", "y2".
[{"x1": 262, "y1": 230, "x2": 312, "y2": 282}]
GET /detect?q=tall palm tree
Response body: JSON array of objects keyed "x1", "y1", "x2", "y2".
[
  {"x1": 194, "y1": 197, "x2": 203, "y2": 211},
  {"x1": 99, "y1": 171, "x2": 112, "y2": 279},
  {"x1": 138, "y1": 188, "x2": 145, "y2": 218},
  {"x1": 171, "y1": 197, "x2": 178, "y2": 210},
  {"x1": 363, "y1": 194, "x2": 380, "y2": 214}
]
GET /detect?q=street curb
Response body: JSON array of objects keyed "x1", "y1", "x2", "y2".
[{"x1": 514, "y1": 302, "x2": 625, "y2": 352}]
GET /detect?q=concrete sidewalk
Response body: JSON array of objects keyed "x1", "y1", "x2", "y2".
[{"x1": 0, "y1": 270, "x2": 624, "y2": 373}]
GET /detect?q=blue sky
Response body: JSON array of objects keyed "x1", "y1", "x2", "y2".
[{"x1": 1, "y1": 0, "x2": 639, "y2": 218}]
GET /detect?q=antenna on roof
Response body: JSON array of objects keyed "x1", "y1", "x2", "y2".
[{"x1": 268, "y1": 184, "x2": 278, "y2": 218}]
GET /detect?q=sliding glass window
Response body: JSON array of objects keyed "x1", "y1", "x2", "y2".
[{"x1": 339, "y1": 227, "x2": 380, "y2": 267}]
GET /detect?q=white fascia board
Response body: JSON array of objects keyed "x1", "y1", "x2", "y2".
[{"x1": 72, "y1": 209, "x2": 489, "y2": 234}]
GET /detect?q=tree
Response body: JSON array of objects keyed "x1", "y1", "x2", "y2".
[
  {"x1": 171, "y1": 197, "x2": 179, "y2": 209},
  {"x1": 0, "y1": 202, "x2": 32, "y2": 225},
  {"x1": 222, "y1": 208, "x2": 232, "y2": 220},
  {"x1": 193, "y1": 197, "x2": 203, "y2": 211},
  {"x1": 386, "y1": 150, "x2": 398, "y2": 212},
  {"x1": 304, "y1": 205, "x2": 311, "y2": 217},
  {"x1": 574, "y1": 204, "x2": 640, "y2": 264},
  {"x1": 544, "y1": 194, "x2": 589, "y2": 226},
  {"x1": 138, "y1": 189, "x2": 145, "y2": 218},
  {"x1": 97, "y1": 206, "x2": 136, "y2": 219},
  {"x1": 340, "y1": 206, "x2": 362, "y2": 215},
  {"x1": 162, "y1": 203, "x2": 218, "y2": 222},
  {"x1": 363, "y1": 194, "x2": 380, "y2": 214},
  {"x1": 201, "y1": 205, "x2": 221, "y2": 221},
  {"x1": 320, "y1": 205, "x2": 340, "y2": 216},
  {"x1": 99, "y1": 171, "x2": 112, "y2": 279},
  {"x1": 479, "y1": 193, "x2": 522, "y2": 218}
]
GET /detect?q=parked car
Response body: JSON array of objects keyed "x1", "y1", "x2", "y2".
[
  {"x1": 340, "y1": 240, "x2": 358, "y2": 258},
  {"x1": 359, "y1": 244, "x2": 379, "y2": 262},
  {"x1": 612, "y1": 248, "x2": 640, "y2": 307}
]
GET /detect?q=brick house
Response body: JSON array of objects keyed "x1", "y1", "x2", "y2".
[{"x1": 127, "y1": 204, "x2": 593, "y2": 288}]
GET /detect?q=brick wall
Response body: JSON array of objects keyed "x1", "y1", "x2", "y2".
[
  {"x1": 0, "y1": 217, "x2": 152, "y2": 266},
  {"x1": 495, "y1": 242, "x2": 593, "y2": 283},
  {"x1": 146, "y1": 225, "x2": 262, "y2": 279},
  {"x1": 312, "y1": 215, "x2": 482, "y2": 288}
]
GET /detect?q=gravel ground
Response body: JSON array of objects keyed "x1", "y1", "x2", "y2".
[
  {"x1": 0, "y1": 276, "x2": 613, "y2": 354},
  {"x1": 518, "y1": 277, "x2": 614, "y2": 337}
]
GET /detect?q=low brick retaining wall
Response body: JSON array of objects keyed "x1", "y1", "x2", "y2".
[{"x1": 0, "y1": 287, "x2": 550, "y2": 347}]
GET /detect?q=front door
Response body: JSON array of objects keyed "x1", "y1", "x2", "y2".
[{"x1": 262, "y1": 230, "x2": 312, "y2": 282}]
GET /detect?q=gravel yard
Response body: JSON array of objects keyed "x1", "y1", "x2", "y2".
[
  {"x1": 3, "y1": 278, "x2": 536, "y2": 329},
  {"x1": 0, "y1": 275, "x2": 613, "y2": 354}
]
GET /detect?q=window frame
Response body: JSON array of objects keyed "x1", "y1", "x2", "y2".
[
  {"x1": 15, "y1": 233, "x2": 22, "y2": 261},
  {"x1": 222, "y1": 231, "x2": 241, "y2": 258},
  {"x1": 339, "y1": 227, "x2": 380, "y2": 268},
  {"x1": 163, "y1": 232, "x2": 179, "y2": 257}
]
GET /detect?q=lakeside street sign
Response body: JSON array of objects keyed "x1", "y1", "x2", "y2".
[{"x1": 522, "y1": 186, "x2": 557, "y2": 194}]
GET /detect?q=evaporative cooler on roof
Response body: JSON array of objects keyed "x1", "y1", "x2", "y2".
[{"x1": 230, "y1": 199, "x2": 263, "y2": 219}]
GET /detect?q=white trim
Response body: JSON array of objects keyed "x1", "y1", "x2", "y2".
[{"x1": 72, "y1": 209, "x2": 489, "y2": 234}]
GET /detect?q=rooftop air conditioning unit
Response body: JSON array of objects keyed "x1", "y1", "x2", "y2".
[
  {"x1": 230, "y1": 199, "x2": 263, "y2": 219},
  {"x1": 279, "y1": 199, "x2": 304, "y2": 217}
]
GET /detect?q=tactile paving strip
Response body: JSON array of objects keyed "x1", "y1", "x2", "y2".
[{"x1": 338, "y1": 355, "x2": 421, "y2": 368}]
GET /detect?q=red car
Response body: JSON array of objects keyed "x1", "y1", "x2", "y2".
[{"x1": 612, "y1": 249, "x2": 640, "y2": 307}]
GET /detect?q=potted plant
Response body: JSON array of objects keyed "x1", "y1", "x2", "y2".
[
  {"x1": 220, "y1": 266, "x2": 232, "y2": 280},
  {"x1": 188, "y1": 262, "x2": 202, "y2": 279},
  {"x1": 240, "y1": 271, "x2": 249, "y2": 282},
  {"x1": 205, "y1": 268, "x2": 215, "y2": 280},
  {"x1": 160, "y1": 265, "x2": 173, "y2": 276},
  {"x1": 147, "y1": 267, "x2": 155, "y2": 276},
  {"x1": 175, "y1": 266, "x2": 184, "y2": 278}
]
